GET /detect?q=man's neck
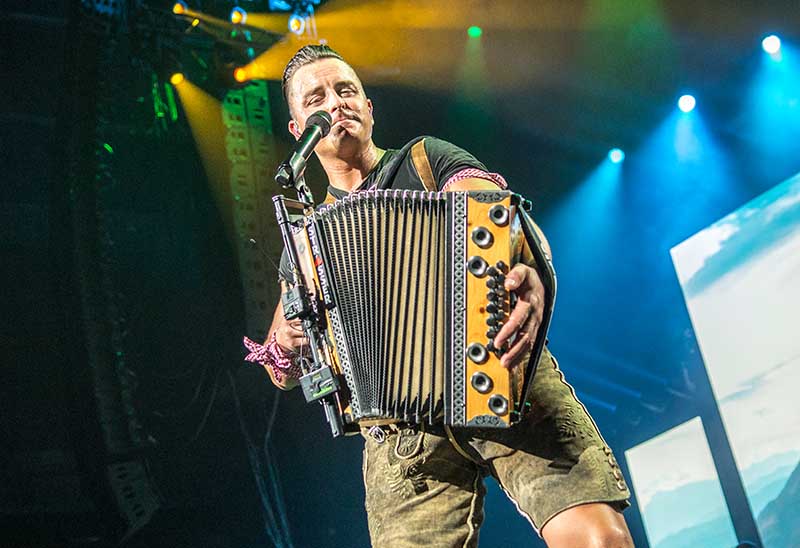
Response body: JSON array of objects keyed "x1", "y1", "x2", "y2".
[{"x1": 319, "y1": 142, "x2": 385, "y2": 192}]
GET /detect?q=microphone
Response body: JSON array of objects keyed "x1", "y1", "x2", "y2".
[{"x1": 275, "y1": 110, "x2": 332, "y2": 189}]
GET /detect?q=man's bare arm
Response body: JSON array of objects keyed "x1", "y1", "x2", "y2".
[{"x1": 261, "y1": 281, "x2": 309, "y2": 391}]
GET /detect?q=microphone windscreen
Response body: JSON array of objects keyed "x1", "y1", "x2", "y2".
[{"x1": 305, "y1": 111, "x2": 332, "y2": 137}]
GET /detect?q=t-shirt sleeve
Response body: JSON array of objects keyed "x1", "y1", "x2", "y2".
[{"x1": 422, "y1": 137, "x2": 489, "y2": 190}]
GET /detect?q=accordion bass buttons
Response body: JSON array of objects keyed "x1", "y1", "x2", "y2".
[{"x1": 486, "y1": 313, "x2": 504, "y2": 327}]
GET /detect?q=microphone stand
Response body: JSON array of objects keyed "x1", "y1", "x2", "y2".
[{"x1": 272, "y1": 154, "x2": 345, "y2": 438}]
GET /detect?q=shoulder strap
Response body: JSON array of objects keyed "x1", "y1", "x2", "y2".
[
  {"x1": 410, "y1": 138, "x2": 437, "y2": 192},
  {"x1": 322, "y1": 191, "x2": 337, "y2": 205}
]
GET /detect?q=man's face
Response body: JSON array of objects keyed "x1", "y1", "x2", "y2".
[{"x1": 286, "y1": 58, "x2": 374, "y2": 159}]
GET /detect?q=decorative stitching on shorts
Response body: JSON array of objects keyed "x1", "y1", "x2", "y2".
[
  {"x1": 384, "y1": 459, "x2": 428, "y2": 498},
  {"x1": 394, "y1": 426, "x2": 425, "y2": 460}
]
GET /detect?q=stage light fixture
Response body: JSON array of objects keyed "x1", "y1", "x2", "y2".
[
  {"x1": 233, "y1": 67, "x2": 248, "y2": 83},
  {"x1": 468, "y1": 26, "x2": 482, "y2": 38},
  {"x1": 191, "y1": 18, "x2": 200, "y2": 27},
  {"x1": 608, "y1": 148, "x2": 625, "y2": 164},
  {"x1": 678, "y1": 94, "x2": 696, "y2": 113},
  {"x1": 230, "y1": 7, "x2": 247, "y2": 25},
  {"x1": 172, "y1": 1, "x2": 187, "y2": 15},
  {"x1": 170, "y1": 73, "x2": 185, "y2": 85},
  {"x1": 288, "y1": 13, "x2": 305, "y2": 35},
  {"x1": 762, "y1": 34, "x2": 781, "y2": 55}
]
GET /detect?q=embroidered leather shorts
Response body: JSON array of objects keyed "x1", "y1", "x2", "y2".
[{"x1": 360, "y1": 348, "x2": 630, "y2": 547}]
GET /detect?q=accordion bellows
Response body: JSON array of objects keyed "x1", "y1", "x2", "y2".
[{"x1": 291, "y1": 190, "x2": 536, "y2": 428}]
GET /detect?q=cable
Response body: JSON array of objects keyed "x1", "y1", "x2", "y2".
[
  {"x1": 151, "y1": 361, "x2": 212, "y2": 417},
  {"x1": 228, "y1": 370, "x2": 294, "y2": 548},
  {"x1": 188, "y1": 367, "x2": 221, "y2": 442},
  {"x1": 264, "y1": 389, "x2": 281, "y2": 446}
]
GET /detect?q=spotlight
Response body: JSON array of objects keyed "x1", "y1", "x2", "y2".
[
  {"x1": 678, "y1": 94, "x2": 696, "y2": 113},
  {"x1": 172, "y1": 1, "x2": 187, "y2": 15},
  {"x1": 608, "y1": 148, "x2": 625, "y2": 164},
  {"x1": 230, "y1": 7, "x2": 247, "y2": 25},
  {"x1": 288, "y1": 13, "x2": 305, "y2": 35},
  {"x1": 191, "y1": 18, "x2": 200, "y2": 27},
  {"x1": 762, "y1": 34, "x2": 781, "y2": 55},
  {"x1": 233, "y1": 67, "x2": 248, "y2": 83},
  {"x1": 468, "y1": 26, "x2": 482, "y2": 38},
  {"x1": 170, "y1": 73, "x2": 185, "y2": 85}
]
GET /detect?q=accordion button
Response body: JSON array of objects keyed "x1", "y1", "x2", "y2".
[
  {"x1": 471, "y1": 226, "x2": 494, "y2": 249},
  {"x1": 468, "y1": 256, "x2": 489, "y2": 277},
  {"x1": 467, "y1": 342, "x2": 490, "y2": 364},
  {"x1": 489, "y1": 205, "x2": 510, "y2": 227},
  {"x1": 488, "y1": 394, "x2": 509, "y2": 416},
  {"x1": 486, "y1": 302, "x2": 499, "y2": 314},
  {"x1": 471, "y1": 372, "x2": 493, "y2": 394}
]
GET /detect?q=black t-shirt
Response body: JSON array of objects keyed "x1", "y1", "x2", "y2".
[{"x1": 278, "y1": 137, "x2": 487, "y2": 281}]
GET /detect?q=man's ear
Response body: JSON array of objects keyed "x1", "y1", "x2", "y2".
[
  {"x1": 288, "y1": 119, "x2": 301, "y2": 140},
  {"x1": 367, "y1": 98, "x2": 373, "y2": 117}
]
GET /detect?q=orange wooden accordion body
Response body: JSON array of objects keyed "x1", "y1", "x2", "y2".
[{"x1": 284, "y1": 189, "x2": 555, "y2": 431}]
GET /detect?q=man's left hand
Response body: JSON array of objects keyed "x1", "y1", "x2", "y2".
[{"x1": 491, "y1": 263, "x2": 546, "y2": 369}]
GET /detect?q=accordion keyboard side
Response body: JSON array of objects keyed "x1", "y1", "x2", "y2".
[{"x1": 461, "y1": 192, "x2": 519, "y2": 427}]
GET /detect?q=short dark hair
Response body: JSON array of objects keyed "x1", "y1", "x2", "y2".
[{"x1": 281, "y1": 44, "x2": 346, "y2": 105}]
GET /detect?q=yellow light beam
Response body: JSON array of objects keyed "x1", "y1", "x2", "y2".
[
  {"x1": 242, "y1": 0, "x2": 659, "y2": 94},
  {"x1": 171, "y1": 78, "x2": 234, "y2": 236}
]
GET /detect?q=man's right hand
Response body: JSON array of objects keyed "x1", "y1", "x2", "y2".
[
  {"x1": 273, "y1": 314, "x2": 310, "y2": 354},
  {"x1": 255, "y1": 295, "x2": 307, "y2": 391}
]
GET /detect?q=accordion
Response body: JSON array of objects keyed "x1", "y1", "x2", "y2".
[{"x1": 275, "y1": 190, "x2": 555, "y2": 436}]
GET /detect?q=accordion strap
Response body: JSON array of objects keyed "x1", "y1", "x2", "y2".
[{"x1": 410, "y1": 139, "x2": 437, "y2": 192}]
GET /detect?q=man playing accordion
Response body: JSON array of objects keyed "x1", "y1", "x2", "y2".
[{"x1": 244, "y1": 44, "x2": 633, "y2": 548}]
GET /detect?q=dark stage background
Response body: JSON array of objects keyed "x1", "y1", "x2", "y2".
[{"x1": 1, "y1": 1, "x2": 799, "y2": 547}]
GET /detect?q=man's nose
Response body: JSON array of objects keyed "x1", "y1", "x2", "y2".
[{"x1": 328, "y1": 94, "x2": 348, "y2": 113}]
